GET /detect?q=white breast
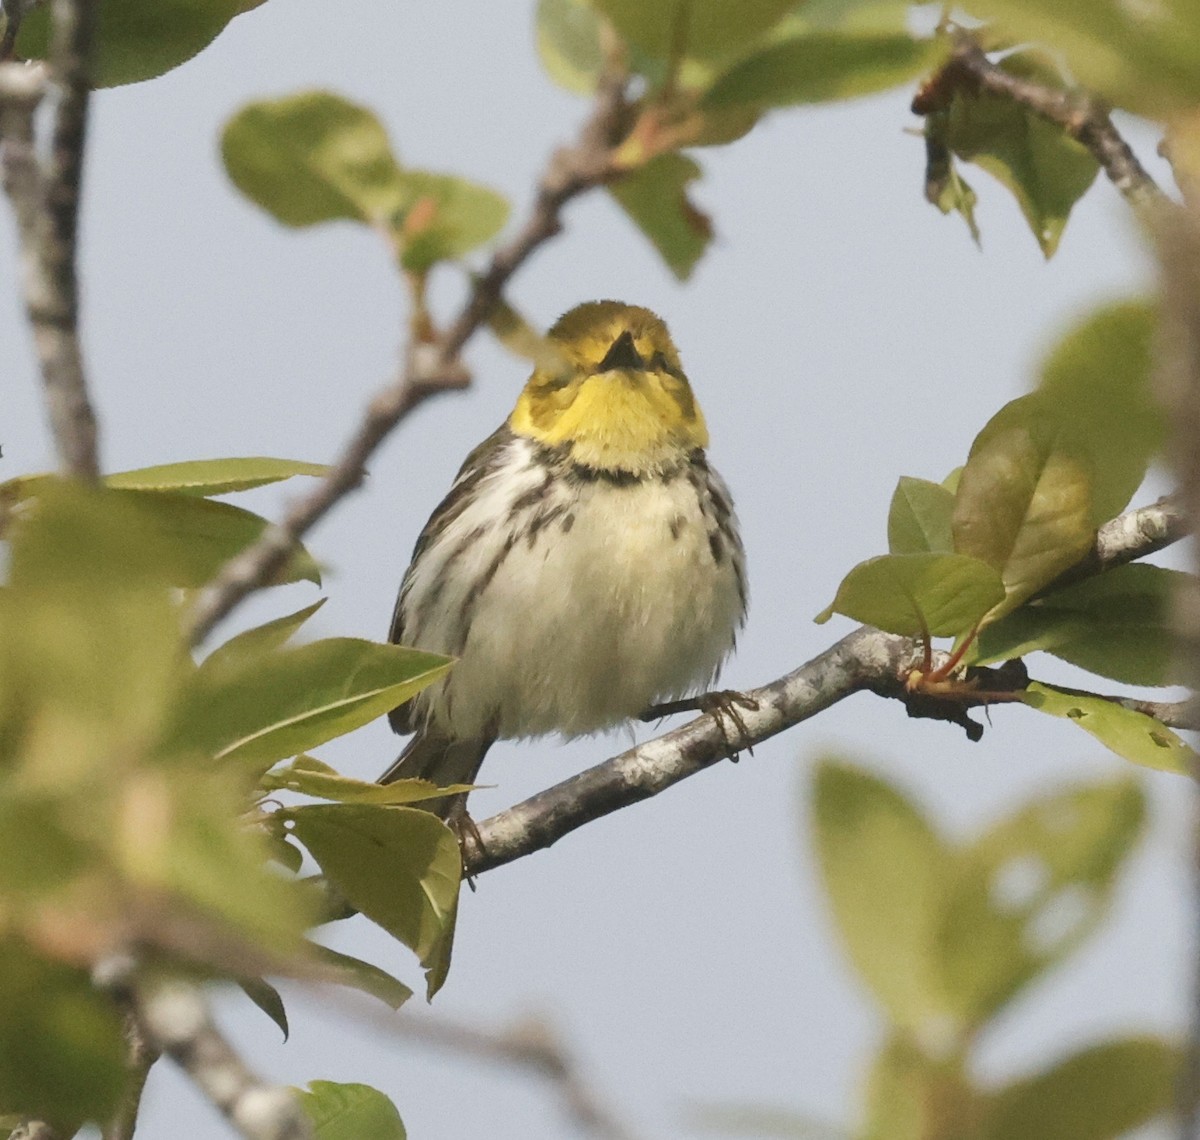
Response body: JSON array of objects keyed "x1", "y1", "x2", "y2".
[{"x1": 397, "y1": 434, "x2": 746, "y2": 741}]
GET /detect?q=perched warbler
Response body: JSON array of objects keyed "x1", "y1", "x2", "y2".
[{"x1": 379, "y1": 300, "x2": 747, "y2": 808}]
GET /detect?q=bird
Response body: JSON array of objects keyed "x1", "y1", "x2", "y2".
[{"x1": 379, "y1": 300, "x2": 748, "y2": 817}]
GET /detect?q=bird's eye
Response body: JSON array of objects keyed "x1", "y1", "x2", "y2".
[
  {"x1": 650, "y1": 350, "x2": 683, "y2": 380},
  {"x1": 596, "y1": 330, "x2": 644, "y2": 372}
]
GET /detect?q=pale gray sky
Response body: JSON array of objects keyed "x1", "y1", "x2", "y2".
[{"x1": 2, "y1": 3, "x2": 1189, "y2": 1138}]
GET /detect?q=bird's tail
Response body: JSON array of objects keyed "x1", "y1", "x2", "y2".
[{"x1": 378, "y1": 731, "x2": 492, "y2": 820}]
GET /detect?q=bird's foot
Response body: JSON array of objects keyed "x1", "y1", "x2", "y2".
[
  {"x1": 444, "y1": 797, "x2": 487, "y2": 890},
  {"x1": 640, "y1": 689, "x2": 760, "y2": 762}
]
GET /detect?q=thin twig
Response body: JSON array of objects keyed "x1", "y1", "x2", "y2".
[
  {"x1": 461, "y1": 497, "x2": 1190, "y2": 876},
  {"x1": 389, "y1": 1013, "x2": 640, "y2": 1140},
  {"x1": 913, "y1": 33, "x2": 1167, "y2": 215},
  {"x1": 0, "y1": 0, "x2": 101, "y2": 479},
  {"x1": 185, "y1": 68, "x2": 630, "y2": 647},
  {"x1": 101, "y1": 1016, "x2": 160, "y2": 1140},
  {"x1": 94, "y1": 955, "x2": 313, "y2": 1140}
]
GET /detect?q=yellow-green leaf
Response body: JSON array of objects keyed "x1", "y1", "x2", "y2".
[
  {"x1": 592, "y1": 0, "x2": 795, "y2": 63},
  {"x1": 939, "y1": 778, "x2": 1145, "y2": 1025},
  {"x1": 536, "y1": 0, "x2": 604, "y2": 93},
  {"x1": 393, "y1": 170, "x2": 510, "y2": 272},
  {"x1": 815, "y1": 552, "x2": 1005, "y2": 637},
  {"x1": 260, "y1": 755, "x2": 472, "y2": 805},
  {"x1": 609, "y1": 154, "x2": 712, "y2": 281},
  {"x1": 313, "y1": 944, "x2": 414, "y2": 1011},
  {"x1": 201, "y1": 600, "x2": 327, "y2": 677},
  {"x1": 981, "y1": 1037, "x2": 1180, "y2": 1140},
  {"x1": 222, "y1": 91, "x2": 406, "y2": 227},
  {"x1": 166, "y1": 639, "x2": 450, "y2": 768},
  {"x1": 295, "y1": 1081, "x2": 406, "y2": 1140},
  {"x1": 887, "y1": 477, "x2": 956, "y2": 554},
  {"x1": 106, "y1": 457, "x2": 330, "y2": 497},
  {"x1": 286, "y1": 804, "x2": 460, "y2": 984},
  {"x1": 1022, "y1": 684, "x2": 1195, "y2": 774},
  {"x1": 811, "y1": 760, "x2": 949, "y2": 1031},
  {"x1": 951, "y1": 394, "x2": 1094, "y2": 619},
  {"x1": 16, "y1": 0, "x2": 249, "y2": 87}
]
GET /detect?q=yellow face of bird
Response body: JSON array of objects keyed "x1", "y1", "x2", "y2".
[{"x1": 509, "y1": 300, "x2": 710, "y2": 474}]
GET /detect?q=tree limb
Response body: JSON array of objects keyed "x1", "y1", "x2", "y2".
[
  {"x1": 185, "y1": 66, "x2": 630, "y2": 646},
  {"x1": 94, "y1": 955, "x2": 313, "y2": 1140},
  {"x1": 464, "y1": 497, "x2": 1190, "y2": 876},
  {"x1": 913, "y1": 32, "x2": 1167, "y2": 215},
  {"x1": 0, "y1": 0, "x2": 102, "y2": 480}
]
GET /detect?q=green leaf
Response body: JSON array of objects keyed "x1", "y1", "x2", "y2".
[
  {"x1": 968, "y1": 605, "x2": 1083, "y2": 667},
  {"x1": 106, "y1": 457, "x2": 330, "y2": 496},
  {"x1": 962, "y1": 0, "x2": 1200, "y2": 118},
  {"x1": 887, "y1": 477, "x2": 956, "y2": 554},
  {"x1": 201, "y1": 600, "x2": 328, "y2": 677},
  {"x1": 1038, "y1": 565, "x2": 1187, "y2": 686},
  {"x1": 222, "y1": 91, "x2": 406, "y2": 227},
  {"x1": 313, "y1": 944, "x2": 414, "y2": 1010},
  {"x1": 296, "y1": 1081, "x2": 406, "y2": 1140},
  {"x1": 951, "y1": 394, "x2": 1095, "y2": 619},
  {"x1": 261, "y1": 755, "x2": 473, "y2": 805},
  {"x1": 924, "y1": 138, "x2": 982, "y2": 246},
  {"x1": 939, "y1": 52, "x2": 1099, "y2": 257},
  {"x1": 16, "y1": 0, "x2": 248, "y2": 87},
  {"x1": 938, "y1": 778, "x2": 1145, "y2": 1025},
  {"x1": 1035, "y1": 301, "x2": 1162, "y2": 523},
  {"x1": 393, "y1": 170, "x2": 510, "y2": 272},
  {"x1": 811, "y1": 761, "x2": 949, "y2": 1031},
  {"x1": 536, "y1": 0, "x2": 604, "y2": 94},
  {"x1": 238, "y1": 977, "x2": 289, "y2": 1041},
  {"x1": 286, "y1": 804, "x2": 461, "y2": 984},
  {"x1": 0, "y1": 942, "x2": 126, "y2": 1124},
  {"x1": 702, "y1": 32, "x2": 940, "y2": 109},
  {"x1": 609, "y1": 154, "x2": 713, "y2": 281},
  {"x1": 981, "y1": 1037, "x2": 1180, "y2": 1140},
  {"x1": 1022, "y1": 684, "x2": 1195, "y2": 774},
  {"x1": 166, "y1": 639, "x2": 451, "y2": 768},
  {"x1": 592, "y1": 0, "x2": 796, "y2": 62},
  {"x1": 863, "y1": 1035, "x2": 969, "y2": 1140},
  {"x1": 815, "y1": 552, "x2": 1005, "y2": 637}
]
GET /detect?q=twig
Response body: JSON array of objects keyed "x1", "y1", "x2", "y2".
[
  {"x1": 101, "y1": 1016, "x2": 160, "y2": 1140},
  {"x1": 463, "y1": 497, "x2": 1190, "y2": 876},
  {"x1": 94, "y1": 955, "x2": 313, "y2": 1140},
  {"x1": 389, "y1": 1013, "x2": 640, "y2": 1140},
  {"x1": 0, "y1": 0, "x2": 102, "y2": 479},
  {"x1": 913, "y1": 33, "x2": 1167, "y2": 215},
  {"x1": 185, "y1": 68, "x2": 630, "y2": 646}
]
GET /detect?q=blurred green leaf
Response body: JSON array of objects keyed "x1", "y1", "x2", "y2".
[
  {"x1": 394, "y1": 170, "x2": 510, "y2": 272},
  {"x1": 863, "y1": 1035, "x2": 973, "y2": 1140},
  {"x1": 286, "y1": 804, "x2": 460, "y2": 991},
  {"x1": 963, "y1": 0, "x2": 1200, "y2": 118},
  {"x1": 702, "y1": 32, "x2": 939, "y2": 109},
  {"x1": 0, "y1": 941, "x2": 126, "y2": 1124},
  {"x1": 609, "y1": 153, "x2": 712, "y2": 280},
  {"x1": 1022, "y1": 684, "x2": 1194, "y2": 774},
  {"x1": 536, "y1": 0, "x2": 604, "y2": 93},
  {"x1": 939, "y1": 778, "x2": 1145, "y2": 1025},
  {"x1": 313, "y1": 944, "x2": 414, "y2": 1010},
  {"x1": 939, "y1": 52, "x2": 1099, "y2": 257},
  {"x1": 106, "y1": 457, "x2": 330, "y2": 496},
  {"x1": 952, "y1": 394, "x2": 1094, "y2": 619},
  {"x1": 16, "y1": 0, "x2": 249, "y2": 87},
  {"x1": 296, "y1": 1081, "x2": 406, "y2": 1140},
  {"x1": 592, "y1": 0, "x2": 795, "y2": 62},
  {"x1": 888, "y1": 477, "x2": 956, "y2": 554},
  {"x1": 981, "y1": 1036, "x2": 1180, "y2": 1140},
  {"x1": 812, "y1": 761, "x2": 949, "y2": 1031},
  {"x1": 238, "y1": 977, "x2": 289, "y2": 1041},
  {"x1": 222, "y1": 91, "x2": 405, "y2": 227},
  {"x1": 924, "y1": 139, "x2": 982, "y2": 246},
  {"x1": 201, "y1": 600, "x2": 327, "y2": 677},
  {"x1": 261, "y1": 754, "x2": 472, "y2": 805},
  {"x1": 814, "y1": 552, "x2": 1005, "y2": 637},
  {"x1": 1035, "y1": 301, "x2": 1162, "y2": 523},
  {"x1": 166, "y1": 639, "x2": 451, "y2": 768}
]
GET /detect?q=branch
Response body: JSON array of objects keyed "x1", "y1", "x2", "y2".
[
  {"x1": 0, "y1": 0, "x2": 102, "y2": 480},
  {"x1": 389, "y1": 1013, "x2": 640, "y2": 1140},
  {"x1": 914, "y1": 33, "x2": 1167, "y2": 215},
  {"x1": 101, "y1": 1016, "x2": 160, "y2": 1140},
  {"x1": 464, "y1": 498, "x2": 1190, "y2": 876},
  {"x1": 94, "y1": 956, "x2": 313, "y2": 1140},
  {"x1": 185, "y1": 67, "x2": 630, "y2": 647}
]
